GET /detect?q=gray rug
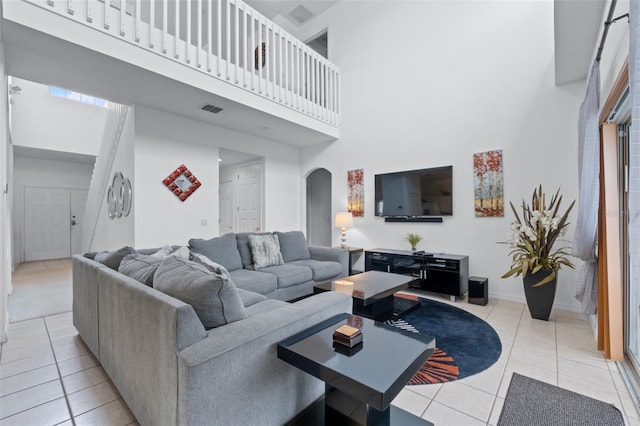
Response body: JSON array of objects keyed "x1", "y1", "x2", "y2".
[{"x1": 498, "y1": 373, "x2": 624, "y2": 426}]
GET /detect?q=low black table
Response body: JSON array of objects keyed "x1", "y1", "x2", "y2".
[
  {"x1": 314, "y1": 271, "x2": 421, "y2": 321},
  {"x1": 278, "y1": 313, "x2": 435, "y2": 426}
]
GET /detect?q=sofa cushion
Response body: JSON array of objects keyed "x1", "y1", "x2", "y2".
[
  {"x1": 290, "y1": 259, "x2": 342, "y2": 281},
  {"x1": 189, "y1": 233, "x2": 243, "y2": 271},
  {"x1": 259, "y1": 264, "x2": 313, "y2": 289},
  {"x1": 274, "y1": 231, "x2": 311, "y2": 262},
  {"x1": 94, "y1": 246, "x2": 137, "y2": 270},
  {"x1": 154, "y1": 256, "x2": 247, "y2": 329},
  {"x1": 118, "y1": 247, "x2": 190, "y2": 286},
  {"x1": 190, "y1": 252, "x2": 231, "y2": 278},
  {"x1": 237, "y1": 288, "x2": 267, "y2": 308},
  {"x1": 118, "y1": 254, "x2": 162, "y2": 286},
  {"x1": 229, "y1": 269, "x2": 278, "y2": 297},
  {"x1": 248, "y1": 234, "x2": 284, "y2": 269},
  {"x1": 235, "y1": 232, "x2": 272, "y2": 268}
]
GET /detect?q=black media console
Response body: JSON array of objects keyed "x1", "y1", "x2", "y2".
[{"x1": 365, "y1": 249, "x2": 469, "y2": 301}]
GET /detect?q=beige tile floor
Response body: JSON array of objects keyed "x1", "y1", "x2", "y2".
[{"x1": 2, "y1": 260, "x2": 640, "y2": 425}]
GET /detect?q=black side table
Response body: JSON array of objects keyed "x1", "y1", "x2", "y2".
[{"x1": 335, "y1": 247, "x2": 364, "y2": 275}]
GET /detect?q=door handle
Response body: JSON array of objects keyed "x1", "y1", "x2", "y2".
[{"x1": 71, "y1": 216, "x2": 77, "y2": 226}]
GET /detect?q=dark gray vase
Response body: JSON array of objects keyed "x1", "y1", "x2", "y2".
[{"x1": 522, "y1": 269, "x2": 557, "y2": 321}]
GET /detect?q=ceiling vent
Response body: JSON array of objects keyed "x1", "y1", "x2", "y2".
[
  {"x1": 201, "y1": 104, "x2": 223, "y2": 114},
  {"x1": 288, "y1": 5, "x2": 313, "y2": 24}
]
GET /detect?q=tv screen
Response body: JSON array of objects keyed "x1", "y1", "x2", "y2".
[{"x1": 374, "y1": 166, "x2": 453, "y2": 217}]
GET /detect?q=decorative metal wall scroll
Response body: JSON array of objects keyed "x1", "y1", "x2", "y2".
[
  {"x1": 162, "y1": 164, "x2": 202, "y2": 201},
  {"x1": 107, "y1": 171, "x2": 132, "y2": 219}
]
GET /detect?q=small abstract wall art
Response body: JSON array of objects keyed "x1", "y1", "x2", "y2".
[
  {"x1": 163, "y1": 164, "x2": 202, "y2": 201},
  {"x1": 473, "y1": 150, "x2": 504, "y2": 217},
  {"x1": 347, "y1": 169, "x2": 364, "y2": 217}
]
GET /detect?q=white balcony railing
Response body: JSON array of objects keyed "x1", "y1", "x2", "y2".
[{"x1": 25, "y1": 0, "x2": 340, "y2": 126}]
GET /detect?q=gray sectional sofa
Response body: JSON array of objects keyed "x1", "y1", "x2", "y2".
[
  {"x1": 72, "y1": 231, "x2": 352, "y2": 425},
  {"x1": 189, "y1": 231, "x2": 349, "y2": 301}
]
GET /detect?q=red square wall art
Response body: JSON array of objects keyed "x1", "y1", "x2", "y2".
[{"x1": 162, "y1": 164, "x2": 202, "y2": 202}]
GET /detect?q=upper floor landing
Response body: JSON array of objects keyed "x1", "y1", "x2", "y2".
[{"x1": 1, "y1": 0, "x2": 340, "y2": 145}]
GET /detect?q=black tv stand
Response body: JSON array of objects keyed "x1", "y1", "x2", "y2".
[{"x1": 365, "y1": 249, "x2": 469, "y2": 301}]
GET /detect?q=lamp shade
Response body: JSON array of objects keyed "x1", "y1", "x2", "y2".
[{"x1": 334, "y1": 212, "x2": 354, "y2": 228}]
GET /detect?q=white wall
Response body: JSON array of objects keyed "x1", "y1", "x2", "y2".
[
  {"x1": 298, "y1": 1, "x2": 585, "y2": 311},
  {"x1": 10, "y1": 78, "x2": 107, "y2": 156},
  {"x1": 12, "y1": 156, "x2": 94, "y2": 263},
  {"x1": 90, "y1": 108, "x2": 135, "y2": 251},
  {"x1": 133, "y1": 106, "x2": 300, "y2": 247}
]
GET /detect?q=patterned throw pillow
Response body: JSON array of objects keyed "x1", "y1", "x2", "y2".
[{"x1": 248, "y1": 234, "x2": 284, "y2": 269}]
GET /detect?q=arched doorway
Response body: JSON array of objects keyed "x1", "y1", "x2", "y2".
[{"x1": 306, "y1": 168, "x2": 331, "y2": 247}]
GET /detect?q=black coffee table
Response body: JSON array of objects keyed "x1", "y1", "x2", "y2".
[
  {"x1": 314, "y1": 271, "x2": 421, "y2": 321},
  {"x1": 278, "y1": 313, "x2": 435, "y2": 426}
]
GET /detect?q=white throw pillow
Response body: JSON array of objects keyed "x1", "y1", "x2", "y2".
[{"x1": 248, "y1": 234, "x2": 284, "y2": 269}]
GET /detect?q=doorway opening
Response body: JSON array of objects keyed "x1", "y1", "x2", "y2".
[
  {"x1": 219, "y1": 148, "x2": 264, "y2": 233},
  {"x1": 306, "y1": 30, "x2": 328, "y2": 59},
  {"x1": 306, "y1": 168, "x2": 332, "y2": 246}
]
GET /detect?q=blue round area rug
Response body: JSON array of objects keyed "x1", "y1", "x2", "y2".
[{"x1": 387, "y1": 295, "x2": 502, "y2": 385}]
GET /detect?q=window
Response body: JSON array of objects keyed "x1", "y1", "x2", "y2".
[{"x1": 49, "y1": 86, "x2": 108, "y2": 108}]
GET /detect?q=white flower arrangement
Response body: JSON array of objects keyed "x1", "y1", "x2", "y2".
[{"x1": 501, "y1": 186, "x2": 576, "y2": 287}]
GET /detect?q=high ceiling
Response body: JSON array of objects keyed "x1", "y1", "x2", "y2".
[
  {"x1": 244, "y1": 0, "x2": 339, "y2": 27},
  {"x1": 553, "y1": 0, "x2": 606, "y2": 85}
]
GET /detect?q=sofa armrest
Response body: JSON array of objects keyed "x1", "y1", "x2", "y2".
[
  {"x1": 176, "y1": 291, "x2": 352, "y2": 425},
  {"x1": 308, "y1": 245, "x2": 349, "y2": 277}
]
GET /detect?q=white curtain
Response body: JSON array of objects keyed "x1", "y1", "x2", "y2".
[
  {"x1": 574, "y1": 61, "x2": 600, "y2": 316},
  {"x1": 629, "y1": 0, "x2": 639, "y2": 326}
]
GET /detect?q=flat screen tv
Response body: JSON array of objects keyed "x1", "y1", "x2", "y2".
[{"x1": 374, "y1": 166, "x2": 453, "y2": 217}]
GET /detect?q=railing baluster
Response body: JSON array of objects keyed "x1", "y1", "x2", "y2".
[
  {"x1": 174, "y1": 0, "x2": 180, "y2": 59},
  {"x1": 119, "y1": 0, "x2": 125, "y2": 36},
  {"x1": 197, "y1": 0, "x2": 202, "y2": 68},
  {"x1": 186, "y1": 0, "x2": 191, "y2": 63},
  {"x1": 207, "y1": 0, "x2": 212, "y2": 72},
  {"x1": 149, "y1": 0, "x2": 154, "y2": 48},
  {"x1": 242, "y1": 7, "x2": 247, "y2": 87},
  {"x1": 162, "y1": 0, "x2": 168, "y2": 53},
  {"x1": 321, "y1": 62, "x2": 325, "y2": 121},
  {"x1": 278, "y1": 29, "x2": 283, "y2": 101},
  {"x1": 266, "y1": 24, "x2": 271, "y2": 97},
  {"x1": 135, "y1": 0, "x2": 141, "y2": 42},
  {"x1": 67, "y1": 0, "x2": 75, "y2": 15},
  {"x1": 234, "y1": 0, "x2": 239, "y2": 83},
  {"x1": 258, "y1": 18, "x2": 262, "y2": 94},
  {"x1": 297, "y1": 46, "x2": 302, "y2": 111},
  {"x1": 86, "y1": 0, "x2": 93, "y2": 23},
  {"x1": 283, "y1": 35, "x2": 288, "y2": 105},
  {"x1": 250, "y1": 9, "x2": 255, "y2": 91},
  {"x1": 225, "y1": 0, "x2": 230, "y2": 80},
  {"x1": 104, "y1": 0, "x2": 110, "y2": 30},
  {"x1": 217, "y1": 0, "x2": 221, "y2": 76}
]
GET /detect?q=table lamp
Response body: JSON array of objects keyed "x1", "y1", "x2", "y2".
[{"x1": 334, "y1": 212, "x2": 354, "y2": 249}]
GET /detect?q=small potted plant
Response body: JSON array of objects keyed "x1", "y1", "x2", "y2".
[
  {"x1": 501, "y1": 185, "x2": 575, "y2": 320},
  {"x1": 405, "y1": 233, "x2": 423, "y2": 252}
]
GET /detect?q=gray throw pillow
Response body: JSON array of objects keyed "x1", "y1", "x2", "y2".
[
  {"x1": 274, "y1": 231, "x2": 311, "y2": 262},
  {"x1": 94, "y1": 246, "x2": 137, "y2": 270},
  {"x1": 248, "y1": 234, "x2": 284, "y2": 269},
  {"x1": 118, "y1": 254, "x2": 162, "y2": 286},
  {"x1": 153, "y1": 256, "x2": 247, "y2": 329},
  {"x1": 189, "y1": 233, "x2": 243, "y2": 271},
  {"x1": 190, "y1": 252, "x2": 231, "y2": 279}
]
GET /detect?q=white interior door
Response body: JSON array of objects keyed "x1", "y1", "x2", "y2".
[
  {"x1": 24, "y1": 187, "x2": 71, "y2": 261},
  {"x1": 70, "y1": 189, "x2": 88, "y2": 255},
  {"x1": 219, "y1": 181, "x2": 234, "y2": 233},
  {"x1": 237, "y1": 161, "x2": 262, "y2": 232}
]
